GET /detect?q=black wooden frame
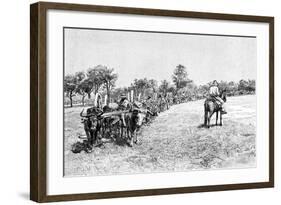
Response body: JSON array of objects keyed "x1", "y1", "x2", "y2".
[{"x1": 30, "y1": 1, "x2": 274, "y2": 202}]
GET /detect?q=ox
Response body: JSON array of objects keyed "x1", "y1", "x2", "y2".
[
  {"x1": 124, "y1": 108, "x2": 146, "y2": 147},
  {"x1": 80, "y1": 107, "x2": 103, "y2": 151}
]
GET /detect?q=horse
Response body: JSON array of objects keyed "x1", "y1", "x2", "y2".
[{"x1": 204, "y1": 90, "x2": 227, "y2": 128}]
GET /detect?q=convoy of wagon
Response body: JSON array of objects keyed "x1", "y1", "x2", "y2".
[{"x1": 72, "y1": 92, "x2": 173, "y2": 153}]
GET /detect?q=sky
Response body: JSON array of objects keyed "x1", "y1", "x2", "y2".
[{"x1": 64, "y1": 28, "x2": 257, "y2": 87}]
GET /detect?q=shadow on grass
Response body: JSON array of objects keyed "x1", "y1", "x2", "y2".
[
  {"x1": 197, "y1": 123, "x2": 223, "y2": 129},
  {"x1": 114, "y1": 136, "x2": 129, "y2": 147},
  {"x1": 197, "y1": 124, "x2": 206, "y2": 129}
]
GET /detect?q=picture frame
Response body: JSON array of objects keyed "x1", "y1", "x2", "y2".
[{"x1": 30, "y1": 1, "x2": 274, "y2": 203}]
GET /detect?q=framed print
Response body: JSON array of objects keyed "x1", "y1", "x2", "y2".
[{"x1": 30, "y1": 1, "x2": 274, "y2": 202}]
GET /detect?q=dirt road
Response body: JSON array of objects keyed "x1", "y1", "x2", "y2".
[{"x1": 64, "y1": 95, "x2": 256, "y2": 177}]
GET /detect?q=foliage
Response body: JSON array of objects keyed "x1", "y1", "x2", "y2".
[
  {"x1": 172, "y1": 64, "x2": 192, "y2": 90},
  {"x1": 64, "y1": 63, "x2": 256, "y2": 107},
  {"x1": 64, "y1": 74, "x2": 77, "y2": 107},
  {"x1": 148, "y1": 79, "x2": 158, "y2": 92},
  {"x1": 130, "y1": 78, "x2": 159, "y2": 100},
  {"x1": 87, "y1": 66, "x2": 104, "y2": 96},
  {"x1": 131, "y1": 78, "x2": 150, "y2": 95},
  {"x1": 159, "y1": 80, "x2": 171, "y2": 96},
  {"x1": 96, "y1": 65, "x2": 118, "y2": 105},
  {"x1": 238, "y1": 79, "x2": 255, "y2": 93}
]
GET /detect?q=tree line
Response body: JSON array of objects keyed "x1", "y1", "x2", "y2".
[{"x1": 64, "y1": 64, "x2": 255, "y2": 107}]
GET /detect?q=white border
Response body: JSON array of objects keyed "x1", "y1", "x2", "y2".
[{"x1": 47, "y1": 10, "x2": 269, "y2": 195}]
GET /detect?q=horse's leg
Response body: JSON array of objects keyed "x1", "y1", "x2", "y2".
[
  {"x1": 220, "y1": 111, "x2": 222, "y2": 126},
  {"x1": 204, "y1": 110, "x2": 206, "y2": 126},
  {"x1": 208, "y1": 109, "x2": 215, "y2": 128},
  {"x1": 204, "y1": 112, "x2": 207, "y2": 127},
  {"x1": 207, "y1": 111, "x2": 211, "y2": 128},
  {"x1": 204, "y1": 105, "x2": 208, "y2": 127},
  {"x1": 216, "y1": 111, "x2": 218, "y2": 126},
  {"x1": 208, "y1": 112, "x2": 211, "y2": 128}
]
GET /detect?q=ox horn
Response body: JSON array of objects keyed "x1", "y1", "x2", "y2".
[
  {"x1": 147, "y1": 110, "x2": 153, "y2": 115},
  {"x1": 80, "y1": 109, "x2": 87, "y2": 117},
  {"x1": 80, "y1": 108, "x2": 99, "y2": 118}
]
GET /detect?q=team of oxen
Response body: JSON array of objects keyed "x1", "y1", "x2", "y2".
[{"x1": 78, "y1": 94, "x2": 171, "y2": 152}]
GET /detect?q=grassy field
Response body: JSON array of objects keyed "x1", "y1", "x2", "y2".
[{"x1": 64, "y1": 95, "x2": 256, "y2": 177}]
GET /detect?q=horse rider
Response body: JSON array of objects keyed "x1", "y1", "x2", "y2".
[{"x1": 209, "y1": 80, "x2": 227, "y2": 114}]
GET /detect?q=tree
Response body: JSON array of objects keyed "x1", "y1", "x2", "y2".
[
  {"x1": 237, "y1": 79, "x2": 256, "y2": 94},
  {"x1": 73, "y1": 72, "x2": 86, "y2": 106},
  {"x1": 238, "y1": 79, "x2": 249, "y2": 94},
  {"x1": 98, "y1": 66, "x2": 118, "y2": 105},
  {"x1": 74, "y1": 71, "x2": 86, "y2": 83},
  {"x1": 148, "y1": 79, "x2": 158, "y2": 92},
  {"x1": 131, "y1": 78, "x2": 150, "y2": 97},
  {"x1": 186, "y1": 82, "x2": 198, "y2": 100},
  {"x1": 76, "y1": 78, "x2": 93, "y2": 106},
  {"x1": 219, "y1": 80, "x2": 229, "y2": 92},
  {"x1": 87, "y1": 65, "x2": 105, "y2": 97},
  {"x1": 159, "y1": 80, "x2": 170, "y2": 96},
  {"x1": 247, "y1": 79, "x2": 255, "y2": 93},
  {"x1": 197, "y1": 84, "x2": 209, "y2": 98},
  {"x1": 64, "y1": 74, "x2": 76, "y2": 107},
  {"x1": 172, "y1": 64, "x2": 192, "y2": 90},
  {"x1": 167, "y1": 85, "x2": 176, "y2": 95},
  {"x1": 227, "y1": 81, "x2": 238, "y2": 96}
]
